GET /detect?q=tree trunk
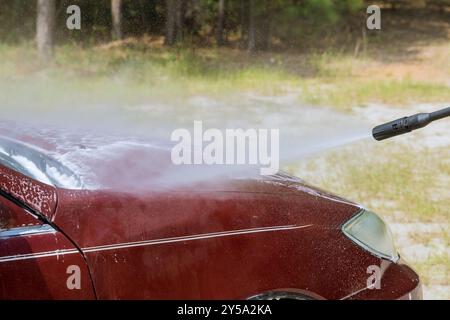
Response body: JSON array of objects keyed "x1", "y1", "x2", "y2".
[
  {"x1": 165, "y1": 0, "x2": 185, "y2": 46},
  {"x1": 216, "y1": 0, "x2": 225, "y2": 46},
  {"x1": 258, "y1": 9, "x2": 270, "y2": 51},
  {"x1": 247, "y1": 0, "x2": 256, "y2": 52},
  {"x1": 239, "y1": 0, "x2": 249, "y2": 48},
  {"x1": 175, "y1": 0, "x2": 185, "y2": 43},
  {"x1": 165, "y1": 0, "x2": 177, "y2": 45},
  {"x1": 36, "y1": 0, "x2": 55, "y2": 63},
  {"x1": 138, "y1": 0, "x2": 147, "y2": 32},
  {"x1": 111, "y1": 0, "x2": 123, "y2": 40},
  {"x1": 247, "y1": 0, "x2": 271, "y2": 52}
]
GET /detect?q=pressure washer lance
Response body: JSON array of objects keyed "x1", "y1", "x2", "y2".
[{"x1": 372, "y1": 106, "x2": 450, "y2": 141}]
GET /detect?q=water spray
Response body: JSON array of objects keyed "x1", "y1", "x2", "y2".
[{"x1": 372, "y1": 107, "x2": 450, "y2": 141}]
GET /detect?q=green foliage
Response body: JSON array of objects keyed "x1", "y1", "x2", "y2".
[
  {"x1": 303, "y1": 0, "x2": 340, "y2": 24},
  {"x1": 0, "y1": 0, "x2": 366, "y2": 46},
  {"x1": 0, "y1": 0, "x2": 36, "y2": 42},
  {"x1": 2, "y1": 0, "x2": 448, "y2": 48},
  {"x1": 300, "y1": 0, "x2": 363, "y2": 24},
  {"x1": 269, "y1": 0, "x2": 364, "y2": 47}
]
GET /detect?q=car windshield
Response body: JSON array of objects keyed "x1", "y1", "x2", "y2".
[{"x1": 0, "y1": 137, "x2": 82, "y2": 189}]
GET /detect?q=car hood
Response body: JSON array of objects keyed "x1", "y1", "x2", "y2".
[{"x1": 0, "y1": 120, "x2": 360, "y2": 222}]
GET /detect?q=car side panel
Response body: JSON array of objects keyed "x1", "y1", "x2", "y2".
[
  {"x1": 0, "y1": 183, "x2": 95, "y2": 300},
  {"x1": 54, "y1": 188, "x2": 378, "y2": 299},
  {"x1": 0, "y1": 229, "x2": 96, "y2": 299}
]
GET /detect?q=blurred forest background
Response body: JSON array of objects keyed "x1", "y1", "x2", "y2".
[
  {"x1": 0, "y1": 0, "x2": 449, "y2": 50},
  {"x1": 0, "y1": 0, "x2": 449, "y2": 299},
  {"x1": 1, "y1": 0, "x2": 394, "y2": 50},
  {"x1": 0, "y1": 0, "x2": 448, "y2": 106}
]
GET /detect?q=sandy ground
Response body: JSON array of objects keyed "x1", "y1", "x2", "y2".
[{"x1": 389, "y1": 222, "x2": 449, "y2": 299}]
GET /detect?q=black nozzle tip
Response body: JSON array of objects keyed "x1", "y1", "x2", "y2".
[
  {"x1": 372, "y1": 116, "x2": 409, "y2": 141},
  {"x1": 372, "y1": 113, "x2": 435, "y2": 141}
]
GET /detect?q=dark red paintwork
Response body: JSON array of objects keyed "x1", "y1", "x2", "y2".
[{"x1": 0, "y1": 123, "x2": 421, "y2": 300}]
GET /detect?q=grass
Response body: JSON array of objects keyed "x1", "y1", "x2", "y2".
[
  {"x1": 301, "y1": 79, "x2": 450, "y2": 110},
  {"x1": 0, "y1": 41, "x2": 449, "y2": 111},
  {"x1": 288, "y1": 142, "x2": 449, "y2": 222},
  {"x1": 411, "y1": 229, "x2": 449, "y2": 289},
  {"x1": 415, "y1": 253, "x2": 450, "y2": 286}
]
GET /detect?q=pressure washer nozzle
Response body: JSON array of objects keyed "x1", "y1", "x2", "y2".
[{"x1": 372, "y1": 107, "x2": 450, "y2": 141}]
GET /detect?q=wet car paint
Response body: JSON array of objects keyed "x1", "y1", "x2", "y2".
[
  {"x1": 0, "y1": 193, "x2": 95, "y2": 299},
  {"x1": 0, "y1": 125, "x2": 421, "y2": 299}
]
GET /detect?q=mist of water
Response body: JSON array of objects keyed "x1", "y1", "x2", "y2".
[{"x1": 0, "y1": 93, "x2": 372, "y2": 190}]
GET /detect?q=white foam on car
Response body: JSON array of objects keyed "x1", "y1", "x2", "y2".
[
  {"x1": 45, "y1": 164, "x2": 83, "y2": 189},
  {"x1": 51, "y1": 140, "x2": 167, "y2": 190},
  {"x1": 0, "y1": 147, "x2": 8, "y2": 155},
  {"x1": 0, "y1": 141, "x2": 83, "y2": 189},
  {"x1": 10, "y1": 154, "x2": 53, "y2": 186}
]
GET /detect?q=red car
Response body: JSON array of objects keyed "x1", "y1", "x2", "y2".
[{"x1": 0, "y1": 122, "x2": 421, "y2": 300}]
